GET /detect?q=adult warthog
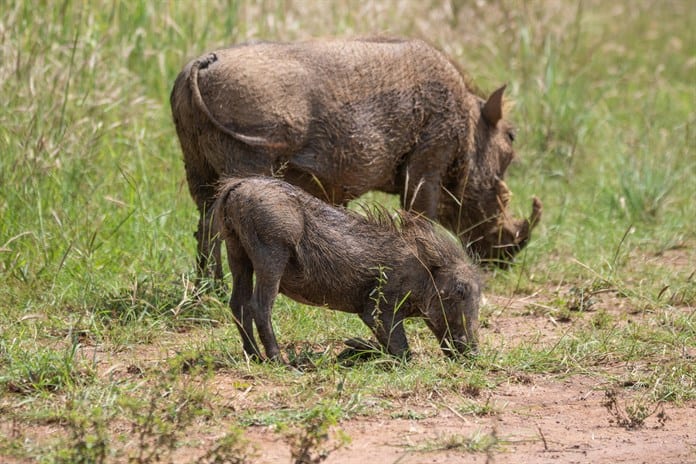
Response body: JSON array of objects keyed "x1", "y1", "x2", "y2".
[{"x1": 171, "y1": 38, "x2": 542, "y2": 278}]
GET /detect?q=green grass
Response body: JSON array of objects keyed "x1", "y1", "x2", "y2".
[
  {"x1": 1, "y1": 0, "x2": 695, "y2": 462},
  {"x1": 408, "y1": 428, "x2": 502, "y2": 454}
]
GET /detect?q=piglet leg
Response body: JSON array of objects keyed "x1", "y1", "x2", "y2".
[{"x1": 359, "y1": 306, "x2": 410, "y2": 360}]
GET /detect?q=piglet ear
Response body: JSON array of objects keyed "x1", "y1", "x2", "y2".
[{"x1": 482, "y1": 85, "x2": 506, "y2": 126}]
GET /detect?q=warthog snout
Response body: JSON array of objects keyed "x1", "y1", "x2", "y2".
[{"x1": 426, "y1": 269, "x2": 481, "y2": 359}]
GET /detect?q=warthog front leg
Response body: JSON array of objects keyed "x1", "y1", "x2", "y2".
[
  {"x1": 359, "y1": 306, "x2": 410, "y2": 359},
  {"x1": 399, "y1": 146, "x2": 454, "y2": 219}
]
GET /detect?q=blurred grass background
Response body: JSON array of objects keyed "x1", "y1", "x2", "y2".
[{"x1": 1, "y1": 0, "x2": 694, "y2": 313}]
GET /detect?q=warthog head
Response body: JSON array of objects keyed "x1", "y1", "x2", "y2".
[
  {"x1": 439, "y1": 85, "x2": 543, "y2": 268},
  {"x1": 424, "y1": 262, "x2": 481, "y2": 358}
]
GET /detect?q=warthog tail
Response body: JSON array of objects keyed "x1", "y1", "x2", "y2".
[{"x1": 189, "y1": 53, "x2": 285, "y2": 149}]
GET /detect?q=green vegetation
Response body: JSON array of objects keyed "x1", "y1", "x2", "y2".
[
  {"x1": 408, "y1": 428, "x2": 502, "y2": 454},
  {"x1": 1, "y1": 0, "x2": 693, "y2": 461}
]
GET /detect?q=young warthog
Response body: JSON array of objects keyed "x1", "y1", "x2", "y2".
[
  {"x1": 171, "y1": 38, "x2": 542, "y2": 279},
  {"x1": 214, "y1": 176, "x2": 481, "y2": 361}
]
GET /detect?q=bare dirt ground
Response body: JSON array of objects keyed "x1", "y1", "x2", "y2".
[
  {"x1": 240, "y1": 377, "x2": 694, "y2": 464},
  {"x1": 229, "y1": 293, "x2": 695, "y2": 464},
  {"x1": 189, "y1": 284, "x2": 693, "y2": 463},
  {"x1": 4, "y1": 303, "x2": 694, "y2": 464}
]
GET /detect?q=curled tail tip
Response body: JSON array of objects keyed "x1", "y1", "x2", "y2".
[{"x1": 193, "y1": 52, "x2": 218, "y2": 71}]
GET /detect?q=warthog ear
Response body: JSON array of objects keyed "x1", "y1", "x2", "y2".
[{"x1": 482, "y1": 85, "x2": 506, "y2": 127}]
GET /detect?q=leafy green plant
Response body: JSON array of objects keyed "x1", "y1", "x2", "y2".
[
  {"x1": 118, "y1": 373, "x2": 213, "y2": 464},
  {"x1": 52, "y1": 400, "x2": 114, "y2": 464},
  {"x1": 602, "y1": 388, "x2": 668, "y2": 430},
  {"x1": 198, "y1": 427, "x2": 258, "y2": 464},
  {"x1": 285, "y1": 402, "x2": 350, "y2": 464}
]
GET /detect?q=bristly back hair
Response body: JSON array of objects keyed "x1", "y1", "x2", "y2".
[
  {"x1": 354, "y1": 201, "x2": 468, "y2": 268},
  {"x1": 352, "y1": 202, "x2": 404, "y2": 232},
  {"x1": 402, "y1": 212, "x2": 469, "y2": 269}
]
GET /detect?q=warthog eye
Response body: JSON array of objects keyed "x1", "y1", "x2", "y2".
[{"x1": 506, "y1": 129, "x2": 516, "y2": 143}]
